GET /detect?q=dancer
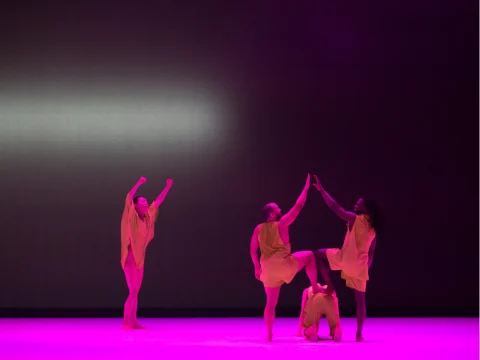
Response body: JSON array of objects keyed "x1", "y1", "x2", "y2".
[
  {"x1": 312, "y1": 175, "x2": 381, "y2": 342},
  {"x1": 120, "y1": 176, "x2": 173, "y2": 330},
  {"x1": 250, "y1": 174, "x2": 323, "y2": 342},
  {"x1": 297, "y1": 283, "x2": 342, "y2": 342}
]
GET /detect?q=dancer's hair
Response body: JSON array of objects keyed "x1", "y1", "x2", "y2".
[
  {"x1": 262, "y1": 204, "x2": 274, "y2": 221},
  {"x1": 362, "y1": 198, "x2": 384, "y2": 234}
]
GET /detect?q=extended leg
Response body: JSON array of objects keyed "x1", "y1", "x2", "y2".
[
  {"x1": 264, "y1": 286, "x2": 281, "y2": 342},
  {"x1": 123, "y1": 262, "x2": 137, "y2": 330},
  {"x1": 132, "y1": 266, "x2": 145, "y2": 329},
  {"x1": 123, "y1": 263, "x2": 143, "y2": 330},
  {"x1": 354, "y1": 290, "x2": 366, "y2": 342},
  {"x1": 315, "y1": 249, "x2": 335, "y2": 294}
]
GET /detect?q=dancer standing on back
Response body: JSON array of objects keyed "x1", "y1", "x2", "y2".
[
  {"x1": 121, "y1": 176, "x2": 173, "y2": 330},
  {"x1": 312, "y1": 175, "x2": 381, "y2": 341},
  {"x1": 250, "y1": 174, "x2": 324, "y2": 342}
]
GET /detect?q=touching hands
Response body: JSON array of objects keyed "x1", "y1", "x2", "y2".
[
  {"x1": 312, "y1": 175, "x2": 324, "y2": 192},
  {"x1": 305, "y1": 173, "x2": 311, "y2": 189},
  {"x1": 139, "y1": 177, "x2": 173, "y2": 188}
]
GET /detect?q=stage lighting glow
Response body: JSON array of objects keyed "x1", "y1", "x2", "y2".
[{"x1": 0, "y1": 82, "x2": 226, "y2": 147}]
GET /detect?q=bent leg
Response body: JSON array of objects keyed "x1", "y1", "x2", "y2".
[
  {"x1": 315, "y1": 249, "x2": 335, "y2": 294},
  {"x1": 324, "y1": 297, "x2": 342, "y2": 342},
  {"x1": 302, "y1": 297, "x2": 322, "y2": 341},
  {"x1": 264, "y1": 286, "x2": 281, "y2": 342},
  {"x1": 354, "y1": 290, "x2": 366, "y2": 342},
  {"x1": 292, "y1": 251, "x2": 321, "y2": 293},
  {"x1": 304, "y1": 323, "x2": 318, "y2": 342}
]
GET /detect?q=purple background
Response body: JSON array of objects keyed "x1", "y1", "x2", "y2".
[{"x1": 0, "y1": 1, "x2": 477, "y2": 316}]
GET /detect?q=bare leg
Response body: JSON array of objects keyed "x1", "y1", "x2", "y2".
[
  {"x1": 123, "y1": 263, "x2": 136, "y2": 330},
  {"x1": 354, "y1": 290, "x2": 366, "y2": 342},
  {"x1": 315, "y1": 249, "x2": 335, "y2": 294},
  {"x1": 304, "y1": 323, "x2": 318, "y2": 342},
  {"x1": 292, "y1": 251, "x2": 323, "y2": 293},
  {"x1": 132, "y1": 266, "x2": 145, "y2": 329},
  {"x1": 123, "y1": 284, "x2": 132, "y2": 327},
  {"x1": 264, "y1": 286, "x2": 281, "y2": 342},
  {"x1": 123, "y1": 262, "x2": 143, "y2": 330}
]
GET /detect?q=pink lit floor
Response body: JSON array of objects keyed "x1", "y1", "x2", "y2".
[{"x1": 0, "y1": 318, "x2": 478, "y2": 359}]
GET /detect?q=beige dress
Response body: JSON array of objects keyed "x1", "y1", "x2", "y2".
[
  {"x1": 326, "y1": 214, "x2": 376, "y2": 292},
  {"x1": 303, "y1": 284, "x2": 339, "y2": 337},
  {"x1": 258, "y1": 221, "x2": 299, "y2": 288}
]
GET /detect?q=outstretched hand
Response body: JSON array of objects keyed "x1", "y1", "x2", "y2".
[
  {"x1": 166, "y1": 178, "x2": 173, "y2": 187},
  {"x1": 139, "y1": 177, "x2": 147, "y2": 184},
  {"x1": 305, "y1": 173, "x2": 311, "y2": 189},
  {"x1": 312, "y1": 175, "x2": 323, "y2": 191}
]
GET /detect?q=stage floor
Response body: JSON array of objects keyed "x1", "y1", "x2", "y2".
[{"x1": 0, "y1": 318, "x2": 478, "y2": 359}]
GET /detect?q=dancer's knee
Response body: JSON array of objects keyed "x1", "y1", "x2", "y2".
[
  {"x1": 354, "y1": 291, "x2": 366, "y2": 307},
  {"x1": 292, "y1": 250, "x2": 315, "y2": 271},
  {"x1": 129, "y1": 287, "x2": 140, "y2": 297},
  {"x1": 264, "y1": 287, "x2": 280, "y2": 309},
  {"x1": 305, "y1": 250, "x2": 315, "y2": 263}
]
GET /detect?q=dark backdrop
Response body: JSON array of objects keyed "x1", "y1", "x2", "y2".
[{"x1": 0, "y1": 1, "x2": 478, "y2": 317}]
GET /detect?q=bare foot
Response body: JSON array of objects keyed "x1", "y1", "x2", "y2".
[
  {"x1": 333, "y1": 327, "x2": 342, "y2": 342},
  {"x1": 311, "y1": 285, "x2": 326, "y2": 295},
  {"x1": 133, "y1": 323, "x2": 146, "y2": 330},
  {"x1": 356, "y1": 332, "x2": 364, "y2": 342},
  {"x1": 304, "y1": 324, "x2": 318, "y2": 342},
  {"x1": 122, "y1": 325, "x2": 134, "y2": 331},
  {"x1": 265, "y1": 333, "x2": 273, "y2": 342},
  {"x1": 324, "y1": 285, "x2": 335, "y2": 296}
]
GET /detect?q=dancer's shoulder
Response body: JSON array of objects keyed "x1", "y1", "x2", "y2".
[{"x1": 259, "y1": 221, "x2": 280, "y2": 228}]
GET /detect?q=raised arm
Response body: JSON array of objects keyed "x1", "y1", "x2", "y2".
[
  {"x1": 250, "y1": 225, "x2": 261, "y2": 280},
  {"x1": 153, "y1": 179, "x2": 173, "y2": 208},
  {"x1": 368, "y1": 237, "x2": 377, "y2": 268},
  {"x1": 129, "y1": 177, "x2": 146, "y2": 200},
  {"x1": 312, "y1": 175, "x2": 356, "y2": 224},
  {"x1": 279, "y1": 174, "x2": 311, "y2": 226},
  {"x1": 297, "y1": 288, "x2": 309, "y2": 336}
]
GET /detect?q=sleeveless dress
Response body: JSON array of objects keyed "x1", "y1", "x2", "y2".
[
  {"x1": 258, "y1": 221, "x2": 299, "y2": 288},
  {"x1": 120, "y1": 193, "x2": 158, "y2": 269},
  {"x1": 326, "y1": 214, "x2": 376, "y2": 292}
]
